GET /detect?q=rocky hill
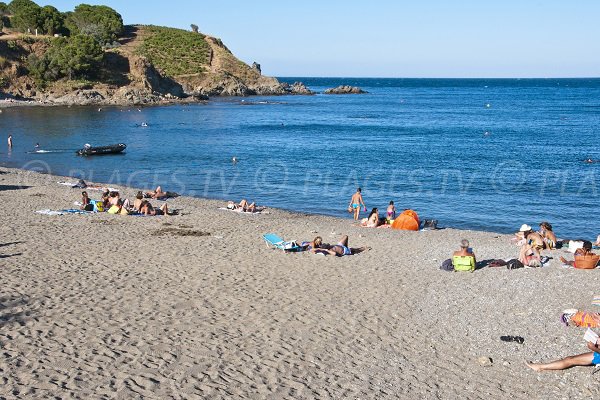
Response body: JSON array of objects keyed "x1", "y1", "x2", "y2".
[{"x1": 0, "y1": 24, "x2": 312, "y2": 106}]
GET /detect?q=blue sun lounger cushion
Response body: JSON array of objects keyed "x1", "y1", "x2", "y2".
[{"x1": 263, "y1": 233, "x2": 301, "y2": 252}]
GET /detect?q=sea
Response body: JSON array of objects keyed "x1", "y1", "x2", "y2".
[{"x1": 1, "y1": 77, "x2": 599, "y2": 238}]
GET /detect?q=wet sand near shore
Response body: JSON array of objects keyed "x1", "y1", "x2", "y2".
[{"x1": 1, "y1": 167, "x2": 599, "y2": 399}]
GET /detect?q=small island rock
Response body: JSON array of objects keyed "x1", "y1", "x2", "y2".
[{"x1": 323, "y1": 85, "x2": 367, "y2": 94}]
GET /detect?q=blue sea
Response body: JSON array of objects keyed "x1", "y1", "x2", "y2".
[{"x1": 1, "y1": 78, "x2": 600, "y2": 238}]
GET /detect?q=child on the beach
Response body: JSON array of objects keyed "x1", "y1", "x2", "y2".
[{"x1": 386, "y1": 201, "x2": 396, "y2": 223}]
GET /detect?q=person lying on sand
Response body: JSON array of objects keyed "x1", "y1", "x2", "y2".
[
  {"x1": 526, "y1": 338, "x2": 600, "y2": 371},
  {"x1": 559, "y1": 241, "x2": 600, "y2": 269},
  {"x1": 140, "y1": 200, "x2": 168, "y2": 216},
  {"x1": 311, "y1": 235, "x2": 370, "y2": 256},
  {"x1": 300, "y1": 236, "x2": 323, "y2": 251},
  {"x1": 227, "y1": 199, "x2": 264, "y2": 213},
  {"x1": 145, "y1": 186, "x2": 167, "y2": 200}
]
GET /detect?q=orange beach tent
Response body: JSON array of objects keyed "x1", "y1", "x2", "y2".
[{"x1": 391, "y1": 209, "x2": 420, "y2": 231}]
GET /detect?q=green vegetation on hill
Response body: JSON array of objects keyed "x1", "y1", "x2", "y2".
[
  {"x1": 136, "y1": 26, "x2": 210, "y2": 77},
  {"x1": 64, "y1": 4, "x2": 123, "y2": 44},
  {"x1": 28, "y1": 35, "x2": 103, "y2": 82},
  {"x1": 3, "y1": 1, "x2": 122, "y2": 40}
]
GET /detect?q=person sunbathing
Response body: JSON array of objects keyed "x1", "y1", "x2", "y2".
[
  {"x1": 101, "y1": 189, "x2": 111, "y2": 209},
  {"x1": 227, "y1": 199, "x2": 258, "y2": 213},
  {"x1": 133, "y1": 191, "x2": 144, "y2": 212},
  {"x1": 539, "y1": 222, "x2": 558, "y2": 249},
  {"x1": 526, "y1": 338, "x2": 600, "y2": 371},
  {"x1": 312, "y1": 235, "x2": 370, "y2": 256},
  {"x1": 300, "y1": 236, "x2": 323, "y2": 251},
  {"x1": 361, "y1": 208, "x2": 380, "y2": 228},
  {"x1": 145, "y1": 186, "x2": 167, "y2": 200},
  {"x1": 560, "y1": 241, "x2": 600, "y2": 269},
  {"x1": 451, "y1": 239, "x2": 476, "y2": 271},
  {"x1": 140, "y1": 200, "x2": 168, "y2": 216},
  {"x1": 517, "y1": 224, "x2": 544, "y2": 266},
  {"x1": 80, "y1": 191, "x2": 91, "y2": 210}
]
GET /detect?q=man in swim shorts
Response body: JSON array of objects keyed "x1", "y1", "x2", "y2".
[
  {"x1": 314, "y1": 235, "x2": 370, "y2": 257},
  {"x1": 349, "y1": 188, "x2": 366, "y2": 221}
]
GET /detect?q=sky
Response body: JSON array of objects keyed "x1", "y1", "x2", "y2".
[{"x1": 45, "y1": 0, "x2": 599, "y2": 78}]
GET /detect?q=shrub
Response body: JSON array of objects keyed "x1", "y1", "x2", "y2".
[{"x1": 27, "y1": 34, "x2": 103, "y2": 82}]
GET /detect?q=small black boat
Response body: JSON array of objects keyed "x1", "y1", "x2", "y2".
[{"x1": 76, "y1": 143, "x2": 126, "y2": 156}]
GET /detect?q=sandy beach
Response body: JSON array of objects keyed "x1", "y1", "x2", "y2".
[{"x1": 1, "y1": 166, "x2": 599, "y2": 399}]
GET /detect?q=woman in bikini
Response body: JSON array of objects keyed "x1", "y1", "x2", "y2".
[
  {"x1": 140, "y1": 200, "x2": 168, "y2": 216},
  {"x1": 539, "y1": 221, "x2": 557, "y2": 249},
  {"x1": 517, "y1": 225, "x2": 544, "y2": 266}
]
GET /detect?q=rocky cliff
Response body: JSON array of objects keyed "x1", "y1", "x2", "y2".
[{"x1": 0, "y1": 25, "x2": 313, "y2": 106}]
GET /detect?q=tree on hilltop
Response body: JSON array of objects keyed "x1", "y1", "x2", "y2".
[
  {"x1": 0, "y1": 2, "x2": 9, "y2": 15},
  {"x1": 39, "y1": 5, "x2": 63, "y2": 35},
  {"x1": 8, "y1": 0, "x2": 41, "y2": 32},
  {"x1": 64, "y1": 4, "x2": 123, "y2": 44},
  {"x1": 190, "y1": 23, "x2": 198, "y2": 33}
]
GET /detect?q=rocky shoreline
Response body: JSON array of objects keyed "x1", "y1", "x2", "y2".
[{"x1": 0, "y1": 81, "x2": 315, "y2": 108}]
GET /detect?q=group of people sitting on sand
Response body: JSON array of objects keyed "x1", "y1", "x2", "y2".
[
  {"x1": 80, "y1": 186, "x2": 173, "y2": 216},
  {"x1": 437, "y1": 225, "x2": 600, "y2": 371},
  {"x1": 443, "y1": 221, "x2": 600, "y2": 272},
  {"x1": 516, "y1": 222, "x2": 599, "y2": 269}
]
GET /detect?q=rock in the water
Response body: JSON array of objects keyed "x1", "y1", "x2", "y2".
[
  {"x1": 279, "y1": 82, "x2": 315, "y2": 95},
  {"x1": 323, "y1": 85, "x2": 367, "y2": 94}
]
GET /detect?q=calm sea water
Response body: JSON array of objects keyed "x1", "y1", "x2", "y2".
[{"x1": 1, "y1": 78, "x2": 599, "y2": 238}]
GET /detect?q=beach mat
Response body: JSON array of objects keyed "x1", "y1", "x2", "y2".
[
  {"x1": 218, "y1": 207, "x2": 268, "y2": 215},
  {"x1": 36, "y1": 209, "x2": 94, "y2": 216}
]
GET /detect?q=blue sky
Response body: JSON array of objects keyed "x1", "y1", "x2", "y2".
[{"x1": 46, "y1": 0, "x2": 599, "y2": 78}]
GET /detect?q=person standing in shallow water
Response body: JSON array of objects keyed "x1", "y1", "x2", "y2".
[
  {"x1": 7, "y1": 135, "x2": 12, "y2": 148},
  {"x1": 349, "y1": 188, "x2": 366, "y2": 221}
]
